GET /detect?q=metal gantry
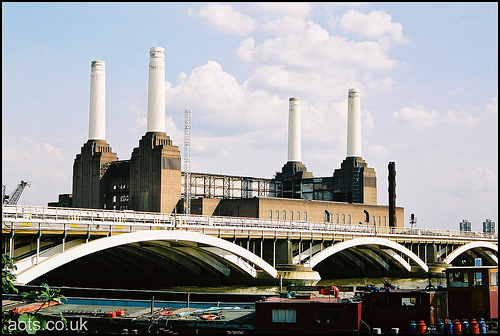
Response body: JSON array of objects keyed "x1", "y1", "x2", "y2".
[
  {"x1": 184, "y1": 108, "x2": 192, "y2": 214},
  {"x1": 181, "y1": 172, "x2": 278, "y2": 199}
]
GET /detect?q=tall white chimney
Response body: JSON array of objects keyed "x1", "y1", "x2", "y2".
[
  {"x1": 347, "y1": 88, "x2": 361, "y2": 157},
  {"x1": 147, "y1": 47, "x2": 166, "y2": 133},
  {"x1": 88, "y1": 60, "x2": 106, "y2": 140},
  {"x1": 288, "y1": 97, "x2": 301, "y2": 162}
]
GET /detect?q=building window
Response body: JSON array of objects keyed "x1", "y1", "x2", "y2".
[
  {"x1": 276, "y1": 210, "x2": 279, "y2": 220},
  {"x1": 316, "y1": 309, "x2": 342, "y2": 324},
  {"x1": 450, "y1": 271, "x2": 469, "y2": 288},
  {"x1": 372, "y1": 216, "x2": 375, "y2": 225},
  {"x1": 304, "y1": 212, "x2": 308, "y2": 221},
  {"x1": 162, "y1": 157, "x2": 181, "y2": 170},
  {"x1": 348, "y1": 214, "x2": 351, "y2": 224},
  {"x1": 401, "y1": 297, "x2": 422, "y2": 310},
  {"x1": 283, "y1": 211, "x2": 286, "y2": 220},
  {"x1": 378, "y1": 216, "x2": 381, "y2": 226},
  {"x1": 342, "y1": 214, "x2": 345, "y2": 224},
  {"x1": 474, "y1": 272, "x2": 483, "y2": 286},
  {"x1": 269, "y1": 210, "x2": 273, "y2": 219},
  {"x1": 272, "y1": 309, "x2": 296, "y2": 323},
  {"x1": 491, "y1": 271, "x2": 498, "y2": 287},
  {"x1": 290, "y1": 211, "x2": 293, "y2": 221},
  {"x1": 297, "y1": 212, "x2": 301, "y2": 221},
  {"x1": 336, "y1": 214, "x2": 339, "y2": 223}
]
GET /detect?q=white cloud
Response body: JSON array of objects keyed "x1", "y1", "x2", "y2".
[
  {"x1": 198, "y1": 3, "x2": 258, "y2": 36},
  {"x1": 485, "y1": 96, "x2": 498, "y2": 118},
  {"x1": 262, "y1": 16, "x2": 308, "y2": 36},
  {"x1": 251, "y1": 3, "x2": 313, "y2": 19},
  {"x1": 2, "y1": 137, "x2": 70, "y2": 206},
  {"x1": 392, "y1": 107, "x2": 439, "y2": 128},
  {"x1": 338, "y1": 10, "x2": 409, "y2": 45},
  {"x1": 166, "y1": 60, "x2": 286, "y2": 138},
  {"x1": 442, "y1": 109, "x2": 476, "y2": 129},
  {"x1": 126, "y1": 105, "x2": 146, "y2": 134},
  {"x1": 368, "y1": 144, "x2": 388, "y2": 157},
  {"x1": 236, "y1": 38, "x2": 256, "y2": 62},
  {"x1": 237, "y1": 20, "x2": 399, "y2": 103},
  {"x1": 470, "y1": 168, "x2": 498, "y2": 192},
  {"x1": 392, "y1": 96, "x2": 498, "y2": 129}
]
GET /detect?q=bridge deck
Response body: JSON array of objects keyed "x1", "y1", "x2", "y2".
[{"x1": 2, "y1": 205, "x2": 497, "y2": 243}]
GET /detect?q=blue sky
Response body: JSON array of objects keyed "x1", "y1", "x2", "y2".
[{"x1": 2, "y1": 2, "x2": 498, "y2": 231}]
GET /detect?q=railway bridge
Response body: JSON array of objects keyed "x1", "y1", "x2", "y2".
[{"x1": 2, "y1": 205, "x2": 497, "y2": 288}]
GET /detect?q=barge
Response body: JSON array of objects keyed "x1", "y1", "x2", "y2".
[{"x1": 3, "y1": 266, "x2": 498, "y2": 334}]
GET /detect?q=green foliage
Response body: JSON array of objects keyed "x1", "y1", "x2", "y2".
[
  {"x1": 20, "y1": 283, "x2": 67, "y2": 306},
  {"x1": 2, "y1": 254, "x2": 18, "y2": 294},
  {"x1": 18, "y1": 283, "x2": 68, "y2": 333},
  {"x1": 2, "y1": 254, "x2": 67, "y2": 334},
  {"x1": 2, "y1": 254, "x2": 18, "y2": 334},
  {"x1": 17, "y1": 313, "x2": 47, "y2": 335}
]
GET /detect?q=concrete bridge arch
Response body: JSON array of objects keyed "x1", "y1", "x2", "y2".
[
  {"x1": 14, "y1": 230, "x2": 278, "y2": 285},
  {"x1": 443, "y1": 241, "x2": 498, "y2": 265},
  {"x1": 308, "y1": 237, "x2": 429, "y2": 273}
]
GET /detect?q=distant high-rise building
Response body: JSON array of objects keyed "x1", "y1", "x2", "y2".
[
  {"x1": 483, "y1": 219, "x2": 495, "y2": 233},
  {"x1": 459, "y1": 219, "x2": 471, "y2": 232}
]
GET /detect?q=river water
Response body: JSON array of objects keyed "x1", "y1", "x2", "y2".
[{"x1": 163, "y1": 276, "x2": 447, "y2": 296}]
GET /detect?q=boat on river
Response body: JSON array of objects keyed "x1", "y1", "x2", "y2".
[{"x1": 3, "y1": 267, "x2": 498, "y2": 334}]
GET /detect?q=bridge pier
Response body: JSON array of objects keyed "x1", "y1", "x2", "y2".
[
  {"x1": 426, "y1": 262, "x2": 449, "y2": 275},
  {"x1": 260, "y1": 239, "x2": 321, "y2": 286},
  {"x1": 276, "y1": 265, "x2": 321, "y2": 286}
]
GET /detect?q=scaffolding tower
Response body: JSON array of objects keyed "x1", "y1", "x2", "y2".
[{"x1": 184, "y1": 108, "x2": 192, "y2": 214}]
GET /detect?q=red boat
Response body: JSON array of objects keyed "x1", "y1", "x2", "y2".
[
  {"x1": 360, "y1": 288, "x2": 448, "y2": 334},
  {"x1": 445, "y1": 266, "x2": 498, "y2": 321},
  {"x1": 254, "y1": 293, "x2": 363, "y2": 334}
]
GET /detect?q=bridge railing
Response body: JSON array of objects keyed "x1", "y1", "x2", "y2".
[{"x1": 2, "y1": 204, "x2": 498, "y2": 241}]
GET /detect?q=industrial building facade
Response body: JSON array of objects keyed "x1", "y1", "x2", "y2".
[{"x1": 54, "y1": 47, "x2": 403, "y2": 229}]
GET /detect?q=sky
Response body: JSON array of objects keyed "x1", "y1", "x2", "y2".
[{"x1": 2, "y1": 2, "x2": 498, "y2": 232}]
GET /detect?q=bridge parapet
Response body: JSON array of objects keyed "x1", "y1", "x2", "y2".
[{"x1": 2, "y1": 205, "x2": 498, "y2": 242}]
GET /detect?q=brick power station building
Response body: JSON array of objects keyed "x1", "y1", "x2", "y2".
[{"x1": 52, "y1": 47, "x2": 403, "y2": 230}]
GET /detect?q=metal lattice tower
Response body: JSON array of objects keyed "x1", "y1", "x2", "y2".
[
  {"x1": 184, "y1": 109, "x2": 192, "y2": 214},
  {"x1": 3, "y1": 180, "x2": 30, "y2": 205}
]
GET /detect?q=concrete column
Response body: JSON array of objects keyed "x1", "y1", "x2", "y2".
[
  {"x1": 288, "y1": 98, "x2": 301, "y2": 162},
  {"x1": 147, "y1": 47, "x2": 165, "y2": 133},
  {"x1": 347, "y1": 88, "x2": 361, "y2": 157},
  {"x1": 88, "y1": 60, "x2": 106, "y2": 140}
]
